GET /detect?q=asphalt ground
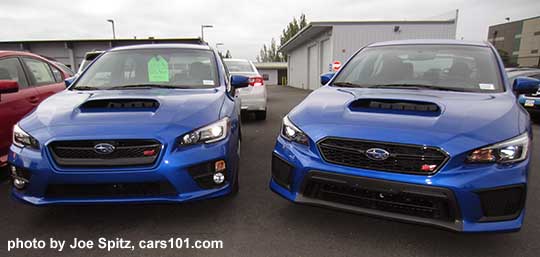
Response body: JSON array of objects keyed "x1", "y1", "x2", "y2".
[{"x1": 0, "y1": 85, "x2": 539, "y2": 257}]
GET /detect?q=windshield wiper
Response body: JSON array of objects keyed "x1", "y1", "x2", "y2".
[
  {"x1": 72, "y1": 86, "x2": 100, "y2": 91},
  {"x1": 332, "y1": 81, "x2": 366, "y2": 88},
  {"x1": 107, "y1": 84, "x2": 188, "y2": 90},
  {"x1": 367, "y1": 84, "x2": 470, "y2": 92}
]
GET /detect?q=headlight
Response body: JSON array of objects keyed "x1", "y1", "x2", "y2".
[
  {"x1": 13, "y1": 124, "x2": 40, "y2": 149},
  {"x1": 281, "y1": 116, "x2": 309, "y2": 145},
  {"x1": 467, "y1": 133, "x2": 530, "y2": 164},
  {"x1": 179, "y1": 117, "x2": 230, "y2": 145}
]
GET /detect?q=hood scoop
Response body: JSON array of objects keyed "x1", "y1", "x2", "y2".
[
  {"x1": 349, "y1": 99, "x2": 441, "y2": 116},
  {"x1": 79, "y1": 99, "x2": 160, "y2": 112}
]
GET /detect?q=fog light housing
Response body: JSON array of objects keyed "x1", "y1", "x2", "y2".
[
  {"x1": 213, "y1": 172, "x2": 225, "y2": 184},
  {"x1": 13, "y1": 178, "x2": 26, "y2": 190}
]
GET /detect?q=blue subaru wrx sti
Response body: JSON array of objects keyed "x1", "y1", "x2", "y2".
[
  {"x1": 8, "y1": 43, "x2": 251, "y2": 205},
  {"x1": 270, "y1": 40, "x2": 540, "y2": 232}
]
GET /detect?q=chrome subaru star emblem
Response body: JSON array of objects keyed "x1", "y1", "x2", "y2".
[
  {"x1": 94, "y1": 143, "x2": 115, "y2": 154},
  {"x1": 365, "y1": 148, "x2": 390, "y2": 161}
]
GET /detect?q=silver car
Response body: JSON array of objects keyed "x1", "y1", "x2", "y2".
[{"x1": 224, "y1": 59, "x2": 267, "y2": 120}]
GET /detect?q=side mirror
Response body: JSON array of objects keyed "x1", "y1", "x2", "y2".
[
  {"x1": 513, "y1": 77, "x2": 540, "y2": 95},
  {"x1": 0, "y1": 80, "x2": 19, "y2": 94},
  {"x1": 64, "y1": 76, "x2": 76, "y2": 87},
  {"x1": 231, "y1": 75, "x2": 250, "y2": 89},
  {"x1": 320, "y1": 72, "x2": 335, "y2": 85}
]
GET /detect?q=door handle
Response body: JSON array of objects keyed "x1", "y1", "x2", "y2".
[{"x1": 28, "y1": 96, "x2": 40, "y2": 104}]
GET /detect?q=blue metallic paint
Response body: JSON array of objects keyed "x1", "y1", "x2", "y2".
[
  {"x1": 9, "y1": 45, "x2": 243, "y2": 205},
  {"x1": 271, "y1": 40, "x2": 532, "y2": 232}
]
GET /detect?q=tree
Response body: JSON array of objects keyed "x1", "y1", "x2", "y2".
[
  {"x1": 257, "y1": 14, "x2": 307, "y2": 62},
  {"x1": 219, "y1": 50, "x2": 233, "y2": 59}
]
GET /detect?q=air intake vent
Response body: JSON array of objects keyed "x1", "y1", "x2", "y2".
[
  {"x1": 350, "y1": 99, "x2": 440, "y2": 116},
  {"x1": 80, "y1": 99, "x2": 159, "y2": 111}
]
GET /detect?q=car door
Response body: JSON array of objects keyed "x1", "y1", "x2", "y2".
[
  {"x1": 0, "y1": 57, "x2": 36, "y2": 162},
  {"x1": 21, "y1": 57, "x2": 65, "y2": 100}
]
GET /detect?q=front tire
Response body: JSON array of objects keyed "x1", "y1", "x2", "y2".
[
  {"x1": 255, "y1": 110, "x2": 267, "y2": 120},
  {"x1": 230, "y1": 138, "x2": 241, "y2": 195}
]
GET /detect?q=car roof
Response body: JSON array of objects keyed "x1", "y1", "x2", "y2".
[
  {"x1": 367, "y1": 39, "x2": 489, "y2": 48},
  {"x1": 224, "y1": 59, "x2": 251, "y2": 62},
  {"x1": 109, "y1": 43, "x2": 211, "y2": 52},
  {"x1": 507, "y1": 69, "x2": 540, "y2": 79},
  {"x1": 0, "y1": 50, "x2": 46, "y2": 58}
]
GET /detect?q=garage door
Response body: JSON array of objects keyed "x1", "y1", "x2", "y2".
[
  {"x1": 308, "y1": 45, "x2": 318, "y2": 90},
  {"x1": 320, "y1": 39, "x2": 332, "y2": 74}
]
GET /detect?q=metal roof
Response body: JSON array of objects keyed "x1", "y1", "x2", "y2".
[{"x1": 279, "y1": 19, "x2": 456, "y2": 53}]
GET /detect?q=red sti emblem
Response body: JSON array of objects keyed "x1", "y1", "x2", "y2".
[
  {"x1": 421, "y1": 164, "x2": 437, "y2": 172},
  {"x1": 143, "y1": 149, "x2": 156, "y2": 156}
]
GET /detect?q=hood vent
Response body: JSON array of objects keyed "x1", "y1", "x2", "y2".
[
  {"x1": 349, "y1": 99, "x2": 440, "y2": 116},
  {"x1": 80, "y1": 99, "x2": 159, "y2": 112}
]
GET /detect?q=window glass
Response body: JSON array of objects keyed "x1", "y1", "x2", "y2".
[
  {"x1": 224, "y1": 60, "x2": 255, "y2": 72},
  {"x1": 50, "y1": 65, "x2": 63, "y2": 82},
  {"x1": 334, "y1": 45, "x2": 503, "y2": 93},
  {"x1": 22, "y1": 58, "x2": 55, "y2": 85},
  {"x1": 0, "y1": 58, "x2": 29, "y2": 88},
  {"x1": 73, "y1": 49, "x2": 218, "y2": 90}
]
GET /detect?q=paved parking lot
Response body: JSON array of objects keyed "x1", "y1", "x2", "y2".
[{"x1": 1, "y1": 85, "x2": 539, "y2": 257}]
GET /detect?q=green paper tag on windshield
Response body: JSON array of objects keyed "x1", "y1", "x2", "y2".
[{"x1": 147, "y1": 56, "x2": 169, "y2": 82}]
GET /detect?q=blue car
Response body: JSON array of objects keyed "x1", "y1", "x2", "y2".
[
  {"x1": 507, "y1": 68, "x2": 540, "y2": 116},
  {"x1": 270, "y1": 39, "x2": 540, "y2": 232},
  {"x1": 8, "y1": 43, "x2": 251, "y2": 205}
]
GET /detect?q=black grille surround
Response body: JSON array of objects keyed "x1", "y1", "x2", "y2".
[
  {"x1": 317, "y1": 137, "x2": 449, "y2": 175},
  {"x1": 477, "y1": 185, "x2": 526, "y2": 222},
  {"x1": 45, "y1": 181, "x2": 177, "y2": 198},
  {"x1": 300, "y1": 171, "x2": 461, "y2": 230},
  {"x1": 48, "y1": 139, "x2": 162, "y2": 168}
]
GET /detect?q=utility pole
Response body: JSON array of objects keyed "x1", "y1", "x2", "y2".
[{"x1": 107, "y1": 19, "x2": 116, "y2": 39}]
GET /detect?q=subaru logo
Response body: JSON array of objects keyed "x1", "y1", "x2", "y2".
[
  {"x1": 94, "y1": 143, "x2": 115, "y2": 154},
  {"x1": 365, "y1": 148, "x2": 390, "y2": 161}
]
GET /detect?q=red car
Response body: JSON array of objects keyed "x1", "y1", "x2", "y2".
[{"x1": 0, "y1": 51, "x2": 69, "y2": 167}]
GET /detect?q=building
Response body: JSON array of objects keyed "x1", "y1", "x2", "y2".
[
  {"x1": 0, "y1": 37, "x2": 202, "y2": 71},
  {"x1": 488, "y1": 16, "x2": 540, "y2": 67},
  {"x1": 254, "y1": 62, "x2": 287, "y2": 85},
  {"x1": 279, "y1": 19, "x2": 457, "y2": 90}
]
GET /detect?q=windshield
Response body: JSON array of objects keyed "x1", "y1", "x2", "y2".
[
  {"x1": 72, "y1": 49, "x2": 218, "y2": 90},
  {"x1": 224, "y1": 60, "x2": 255, "y2": 72},
  {"x1": 333, "y1": 45, "x2": 503, "y2": 93}
]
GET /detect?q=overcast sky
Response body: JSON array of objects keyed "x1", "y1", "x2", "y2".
[{"x1": 0, "y1": 0, "x2": 539, "y2": 60}]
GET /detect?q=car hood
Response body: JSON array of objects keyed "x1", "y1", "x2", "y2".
[
  {"x1": 289, "y1": 86, "x2": 525, "y2": 155},
  {"x1": 20, "y1": 89, "x2": 226, "y2": 140}
]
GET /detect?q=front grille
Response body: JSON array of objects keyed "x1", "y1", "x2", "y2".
[
  {"x1": 318, "y1": 138, "x2": 448, "y2": 175},
  {"x1": 477, "y1": 185, "x2": 525, "y2": 221},
  {"x1": 45, "y1": 181, "x2": 177, "y2": 198},
  {"x1": 302, "y1": 171, "x2": 458, "y2": 222},
  {"x1": 49, "y1": 139, "x2": 162, "y2": 168}
]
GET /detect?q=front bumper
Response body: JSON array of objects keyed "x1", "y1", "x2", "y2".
[
  {"x1": 8, "y1": 135, "x2": 239, "y2": 205},
  {"x1": 270, "y1": 136, "x2": 529, "y2": 232}
]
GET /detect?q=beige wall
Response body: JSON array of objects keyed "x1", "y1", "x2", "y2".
[{"x1": 518, "y1": 17, "x2": 540, "y2": 67}]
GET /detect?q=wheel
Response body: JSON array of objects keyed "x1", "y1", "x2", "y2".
[
  {"x1": 255, "y1": 110, "x2": 267, "y2": 120},
  {"x1": 240, "y1": 110, "x2": 249, "y2": 122}
]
